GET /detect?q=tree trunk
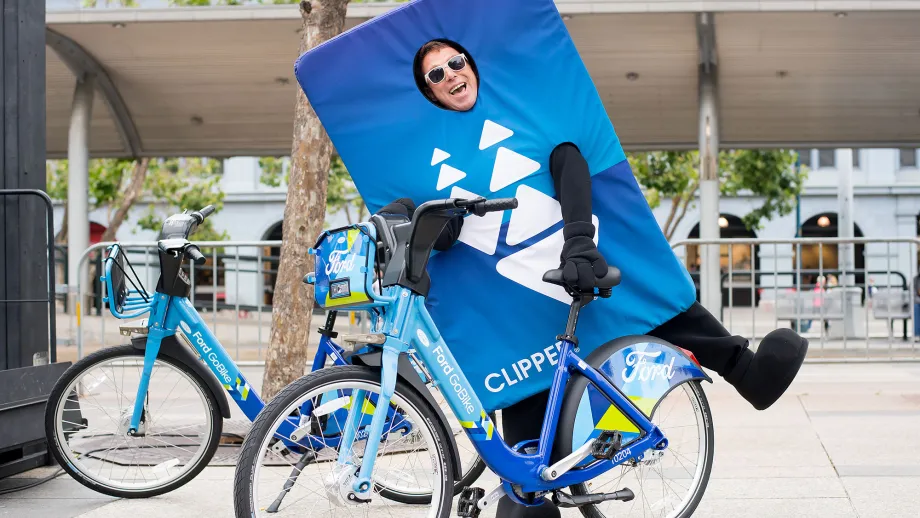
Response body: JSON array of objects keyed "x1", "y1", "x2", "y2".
[
  {"x1": 667, "y1": 186, "x2": 696, "y2": 242},
  {"x1": 100, "y1": 158, "x2": 150, "y2": 242},
  {"x1": 262, "y1": 0, "x2": 350, "y2": 401},
  {"x1": 661, "y1": 194, "x2": 681, "y2": 241},
  {"x1": 56, "y1": 202, "x2": 68, "y2": 244}
]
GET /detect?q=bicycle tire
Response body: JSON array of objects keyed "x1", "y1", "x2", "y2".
[
  {"x1": 233, "y1": 365, "x2": 454, "y2": 518},
  {"x1": 378, "y1": 410, "x2": 492, "y2": 504},
  {"x1": 44, "y1": 345, "x2": 223, "y2": 498},
  {"x1": 563, "y1": 380, "x2": 714, "y2": 518}
]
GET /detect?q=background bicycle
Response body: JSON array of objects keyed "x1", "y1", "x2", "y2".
[{"x1": 43, "y1": 206, "x2": 486, "y2": 499}]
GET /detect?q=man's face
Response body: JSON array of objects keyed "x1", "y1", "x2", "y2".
[{"x1": 422, "y1": 46, "x2": 478, "y2": 112}]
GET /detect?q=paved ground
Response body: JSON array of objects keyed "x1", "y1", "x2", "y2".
[{"x1": 4, "y1": 362, "x2": 920, "y2": 517}]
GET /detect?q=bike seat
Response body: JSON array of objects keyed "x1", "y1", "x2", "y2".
[{"x1": 542, "y1": 266, "x2": 621, "y2": 292}]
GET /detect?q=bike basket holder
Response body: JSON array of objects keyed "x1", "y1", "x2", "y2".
[
  {"x1": 102, "y1": 244, "x2": 153, "y2": 318},
  {"x1": 308, "y1": 223, "x2": 390, "y2": 310}
]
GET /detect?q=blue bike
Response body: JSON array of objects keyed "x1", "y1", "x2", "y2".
[
  {"x1": 233, "y1": 197, "x2": 715, "y2": 518},
  {"x1": 44, "y1": 206, "x2": 486, "y2": 500}
]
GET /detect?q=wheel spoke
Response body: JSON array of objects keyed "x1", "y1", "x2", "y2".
[{"x1": 587, "y1": 383, "x2": 711, "y2": 518}]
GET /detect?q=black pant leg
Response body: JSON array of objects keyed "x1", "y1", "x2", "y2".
[
  {"x1": 646, "y1": 302, "x2": 748, "y2": 377},
  {"x1": 495, "y1": 391, "x2": 561, "y2": 518}
]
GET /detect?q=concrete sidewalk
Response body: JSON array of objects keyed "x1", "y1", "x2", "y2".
[{"x1": 3, "y1": 362, "x2": 920, "y2": 517}]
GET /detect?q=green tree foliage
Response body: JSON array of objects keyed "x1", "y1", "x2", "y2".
[
  {"x1": 136, "y1": 158, "x2": 229, "y2": 242},
  {"x1": 257, "y1": 157, "x2": 286, "y2": 188},
  {"x1": 47, "y1": 158, "x2": 147, "y2": 243},
  {"x1": 46, "y1": 157, "x2": 227, "y2": 243},
  {"x1": 258, "y1": 155, "x2": 366, "y2": 225},
  {"x1": 629, "y1": 149, "x2": 807, "y2": 241},
  {"x1": 326, "y1": 156, "x2": 366, "y2": 224}
]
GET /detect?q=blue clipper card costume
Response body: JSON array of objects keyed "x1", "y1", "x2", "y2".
[{"x1": 294, "y1": 0, "x2": 697, "y2": 411}]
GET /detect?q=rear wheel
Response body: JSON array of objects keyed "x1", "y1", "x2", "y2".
[{"x1": 569, "y1": 381, "x2": 714, "y2": 518}]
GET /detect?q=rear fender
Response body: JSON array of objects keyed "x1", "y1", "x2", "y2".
[{"x1": 556, "y1": 335, "x2": 711, "y2": 460}]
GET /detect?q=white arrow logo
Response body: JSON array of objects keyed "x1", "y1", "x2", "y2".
[
  {"x1": 436, "y1": 164, "x2": 467, "y2": 191},
  {"x1": 479, "y1": 120, "x2": 514, "y2": 150}
]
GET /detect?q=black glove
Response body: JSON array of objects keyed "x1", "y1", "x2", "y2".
[
  {"x1": 559, "y1": 222, "x2": 608, "y2": 292},
  {"x1": 375, "y1": 197, "x2": 463, "y2": 251},
  {"x1": 377, "y1": 198, "x2": 416, "y2": 219},
  {"x1": 433, "y1": 215, "x2": 463, "y2": 252}
]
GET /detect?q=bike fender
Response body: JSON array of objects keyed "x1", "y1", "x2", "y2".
[
  {"x1": 131, "y1": 335, "x2": 232, "y2": 419},
  {"x1": 349, "y1": 348, "x2": 463, "y2": 480},
  {"x1": 556, "y1": 335, "x2": 711, "y2": 460}
]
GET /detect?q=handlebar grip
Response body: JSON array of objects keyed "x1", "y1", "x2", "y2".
[
  {"x1": 471, "y1": 197, "x2": 518, "y2": 216},
  {"x1": 191, "y1": 205, "x2": 216, "y2": 224},
  {"x1": 186, "y1": 244, "x2": 207, "y2": 265},
  {"x1": 482, "y1": 198, "x2": 518, "y2": 211}
]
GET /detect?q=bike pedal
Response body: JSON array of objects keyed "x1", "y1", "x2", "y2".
[
  {"x1": 591, "y1": 430, "x2": 624, "y2": 460},
  {"x1": 457, "y1": 486, "x2": 485, "y2": 517}
]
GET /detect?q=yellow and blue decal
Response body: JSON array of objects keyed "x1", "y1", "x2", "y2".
[
  {"x1": 459, "y1": 410, "x2": 495, "y2": 440},
  {"x1": 569, "y1": 341, "x2": 709, "y2": 457}
]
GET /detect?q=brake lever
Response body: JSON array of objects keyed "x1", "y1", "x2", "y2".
[{"x1": 455, "y1": 197, "x2": 487, "y2": 208}]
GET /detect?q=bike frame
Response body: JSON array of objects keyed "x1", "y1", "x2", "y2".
[
  {"x1": 127, "y1": 291, "x2": 356, "y2": 445},
  {"x1": 340, "y1": 284, "x2": 667, "y2": 496}
]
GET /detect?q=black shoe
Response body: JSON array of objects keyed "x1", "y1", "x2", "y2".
[
  {"x1": 496, "y1": 495, "x2": 561, "y2": 518},
  {"x1": 725, "y1": 329, "x2": 808, "y2": 410}
]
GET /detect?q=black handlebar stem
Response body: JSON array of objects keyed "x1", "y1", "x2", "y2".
[{"x1": 380, "y1": 196, "x2": 517, "y2": 297}]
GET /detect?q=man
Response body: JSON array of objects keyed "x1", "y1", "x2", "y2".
[
  {"x1": 397, "y1": 40, "x2": 809, "y2": 518},
  {"x1": 414, "y1": 39, "x2": 480, "y2": 112}
]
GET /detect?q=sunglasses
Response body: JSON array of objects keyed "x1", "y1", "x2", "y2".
[{"x1": 425, "y1": 54, "x2": 468, "y2": 85}]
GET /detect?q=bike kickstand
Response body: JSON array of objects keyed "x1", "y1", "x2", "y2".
[{"x1": 265, "y1": 450, "x2": 318, "y2": 513}]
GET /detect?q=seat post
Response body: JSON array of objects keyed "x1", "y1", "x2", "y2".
[{"x1": 558, "y1": 295, "x2": 592, "y2": 346}]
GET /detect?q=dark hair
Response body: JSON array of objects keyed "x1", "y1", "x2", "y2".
[{"x1": 413, "y1": 38, "x2": 480, "y2": 109}]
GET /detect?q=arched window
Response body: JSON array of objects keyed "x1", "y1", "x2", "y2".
[{"x1": 686, "y1": 214, "x2": 760, "y2": 307}]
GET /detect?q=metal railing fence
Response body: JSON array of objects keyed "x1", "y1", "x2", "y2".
[
  {"x1": 66, "y1": 236, "x2": 920, "y2": 364},
  {"x1": 71, "y1": 240, "x2": 291, "y2": 363},
  {"x1": 672, "y1": 237, "x2": 920, "y2": 362}
]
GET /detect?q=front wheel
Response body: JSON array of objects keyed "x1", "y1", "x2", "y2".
[
  {"x1": 233, "y1": 366, "x2": 454, "y2": 518},
  {"x1": 44, "y1": 345, "x2": 223, "y2": 498}
]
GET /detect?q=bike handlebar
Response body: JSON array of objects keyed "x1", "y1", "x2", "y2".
[
  {"x1": 185, "y1": 244, "x2": 207, "y2": 265},
  {"x1": 413, "y1": 196, "x2": 518, "y2": 223},
  {"x1": 191, "y1": 205, "x2": 216, "y2": 225},
  {"x1": 469, "y1": 197, "x2": 518, "y2": 216}
]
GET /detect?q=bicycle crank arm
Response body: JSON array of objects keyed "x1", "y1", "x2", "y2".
[
  {"x1": 552, "y1": 488, "x2": 635, "y2": 508},
  {"x1": 266, "y1": 450, "x2": 318, "y2": 513},
  {"x1": 540, "y1": 437, "x2": 597, "y2": 481}
]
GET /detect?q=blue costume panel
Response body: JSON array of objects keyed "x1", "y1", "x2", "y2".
[{"x1": 295, "y1": 0, "x2": 697, "y2": 411}]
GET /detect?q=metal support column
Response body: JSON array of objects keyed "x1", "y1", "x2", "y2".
[
  {"x1": 838, "y1": 149, "x2": 855, "y2": 277},
  {"x1": 835, "y1": 149, "x2": 861, "y2": 338},
  {"x1": 697, "y1": 13, "x2": 722, "y2": 317},
  {"x1": 67, "y1": 74, "x2": 95, "y2": 313}
]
